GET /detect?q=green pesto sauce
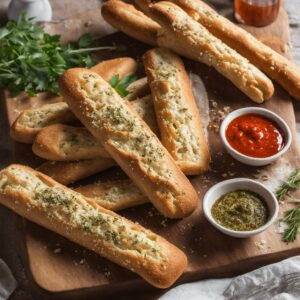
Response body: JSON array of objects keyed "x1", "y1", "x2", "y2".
[{"x1": 211, "y1": 190, "x2": 268, "y2": 231}]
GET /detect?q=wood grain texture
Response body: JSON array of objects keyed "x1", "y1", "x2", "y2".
[{"x1": 2, "y1": 4, "x2": 300, "y2": 298}]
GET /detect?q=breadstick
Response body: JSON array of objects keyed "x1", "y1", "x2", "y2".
[
  {"x1": 11, "y1": 57, "x2": 138, "y2": 144},
  {"x1": 101, "y1": 0, "x2": 160, "y2": 46},
  {"x1": 90, "y1": 57, "x2": 137, "y2": 82},
  {"x1": 60, "y1": 68, "x2": 198, "y2": 218},
  {"x1": 124, "y1": 77, "x2": 150, "y2": 101},
  {"x1": 32, "y1": 124, "x2": 110, "y2": 161},
  {"x1": 10, "y1": 102, "x2": 77, "y2": 144},
  {"x1": 32, "y1": 95, "x2": 158, "y2": 161},
  {"x1": 37, "y1": 158, "x2": 115, "y2": 185},
  {"x1": 0, "y1": 164, "x2": 187, "y2": 288},
  {"x1": 129, "y1": 95, "x2": 159, "y2": 135},
  {"x1": 144, "y1": 48, "x2": 209, "y2": 174},
  {"x1": 169, "y1": 0, "x2": 300, "y2": 101},
  {"x1": 148, "y1": 1, "x2": 274, "y2": 103},
  {"x1": 76, "y1": 179, "x2": 148, "y2": 211}
]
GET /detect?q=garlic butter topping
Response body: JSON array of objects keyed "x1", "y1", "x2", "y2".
[
  {"x1": 150, "y1": 48, "x2": 201, "y2": 163},
  {"x1": 19, "y1": 102, "x2": 70, "y2": 128},
  {"x1": 75, "y1": 72, "x2": 183, "y2": 204},
  {"x1": 0, "y1": 166, "x2": 167, "y2": 265}
]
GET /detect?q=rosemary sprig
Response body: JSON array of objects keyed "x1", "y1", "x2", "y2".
[
  {"x1": 276, "y1": 169, "x2": 300, "y2": 243},
  {"x1": 282, "y1": 207, "x2": 300, "y2": 243},
  {"x1": 275, "y1": 169, "x2": 300, "y2": 201}
]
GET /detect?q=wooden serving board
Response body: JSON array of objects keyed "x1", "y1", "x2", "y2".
[{"x1": 3, "y1": 4, "x2": 300, "y2": 299}]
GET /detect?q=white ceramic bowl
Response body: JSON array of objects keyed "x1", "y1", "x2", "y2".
[
  {"x1": 203, "y1": 178, "x2": 279, "y2": 238},
  {"x1": 220, "y1": 107, "x2": 292, "y2": 166}
]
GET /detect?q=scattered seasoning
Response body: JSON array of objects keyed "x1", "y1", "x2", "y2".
[
  {"x1": 211, "y1": 190, "x2": 268, "y2": 231},
  {"x1": 226, "y1": 114, "x2": 284, "y2": 158},
  {"x1": 209, "y1": 101, "x2": 231, "y2": 133}
]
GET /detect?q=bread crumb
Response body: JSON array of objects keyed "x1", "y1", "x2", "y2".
[
  {"x1": 255, "y1": 239, "x2": 266, "y2": 250},
  {"x1": 53, "y1": 248, "x2": 61, "y2": 254},
  {"x1": 104, "y1": 270, "x2": 111, "y2": 278}
]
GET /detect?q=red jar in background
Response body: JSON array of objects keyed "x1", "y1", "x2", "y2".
[{"x1": 234, "y1": 0, "x2": 280, "y2": 27}]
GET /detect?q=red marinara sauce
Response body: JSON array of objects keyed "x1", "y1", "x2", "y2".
[{"x1": 226, "y1": 114, "x2": 284, "y2": 158}]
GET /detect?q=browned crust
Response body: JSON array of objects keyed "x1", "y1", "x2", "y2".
[
  {"x1": 10, "y1": 57, "x2": 138, "y2": 144},
  {"x1": 129, "y1": 95, "x2": 159, "y2": 134},
  {"x1": 0, "y1": 164, "x2": 187, "y2": 288},
  {"x1": 101, "y1": 0, "x2": 160, "y2": 46},
  {"x1": 91, "y1": 57, "x2": 138, "y2": 82},
  {"x1": 143, "y1": 48, "x2": 210, "y2": 174},
  {"x1": 171, "y1": 0, "x2": 300, "y2": 101},
  {"x1": 10, "y1": 102, "x2": 76, "y2": 144},
  {"x1": 125, "y1": 77, "x2": 150, "y2": 101},
  {"x1": 148, "y1": 1, "x2": 274, "y2": 103},
  {"x1": 32, "y1": 96, "x2": 158, "y2": 161},
  {"x1": 37, "y1": 159, "x2": 115, "y2": 185},
  {"x1": 59, "y1": 68, "x2": 198, "y2": 218},
  {"x1": 32, "y1": 124, "x2": 110, "y2": 161},
  {"x1": 75, "y1": 179, "x2": 149, "y2": 211},
  {"x1": 135, "y1": 0, "x2": 154, "y2": 16}
]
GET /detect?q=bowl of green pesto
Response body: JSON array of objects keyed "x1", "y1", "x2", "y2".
[{"x1": 203, "y1": 178, "x2": 279, "y2": 238}]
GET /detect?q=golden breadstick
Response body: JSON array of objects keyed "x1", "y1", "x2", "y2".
[
  {"x1": 37, "y1": 158, "x2": 115, "y2": 185},
  {"x1": 32, "y1": 95, "x2": 158, "y2": 161},
  {"x1": 11, "y1": 57, "x2": 138, "y2": 144},
  {"x1": 0, "y1": 164, "x2": 187, "y2": 288},
  {"x1": 101, "y1": 0, "x2": 160, "y2": 45},
  {"x1": 91, "y1": 57, "x2": 137, "y2": 82},
  {"x1": 146, "y1": 1, "x2": 274, "y2": 103},
  {"x1": 76, "y1": 179, "x2": 148, "y2": 211},
  {"x1": 124, "y1": 77, "x2": 150, "y2": 101},
  {"x1": 10, "y1": 102, "x2": 76, "y2": 144},
  {"x1": 60, "y1": 68, "x2": 198, "y2": 218},
  {"x1": 170, "y1": 0, "x2": 300, "y2": 101},
  {"x1": 144, "y1": 48, "x2": 209, "y2": 174}
]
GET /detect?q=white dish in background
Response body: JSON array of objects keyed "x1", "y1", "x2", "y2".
[
  {"x1": 203, "y1": 178, "x2": 279, "y2": 238},
  {"x1": 220, "y1": 107, "x2": 292, "y2": 166}
]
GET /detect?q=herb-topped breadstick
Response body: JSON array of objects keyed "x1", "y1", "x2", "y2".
[
  {"x1": 0, "y1": 164, "x2": 187, "y2": 288},
  {"x1": 60, "y1": 68, "x2": 198, "y2": 218},
  {"x1": 144, "y1": 48, "x2": 210, "y2": 175},
  {"x1": 143, "y1": 1, "x2": 275, "y2": 103}
]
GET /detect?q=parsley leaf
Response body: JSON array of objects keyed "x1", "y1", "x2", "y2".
[
  {"x1": 109, "y1": 74, "x2": 137, "y2": 97},
  {"x1": 0, "y1": 14, "x2": 115, "y2": 96}
]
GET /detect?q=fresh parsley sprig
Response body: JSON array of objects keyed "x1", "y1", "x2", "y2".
[
  {"x1": 109, "y1": 74, "x2": 137, "y2": 97},
  {"x1": 0, "y1": 14, "x2": 115, "y2": 96},
  {"x1": 276, "y1": 169, "x2": 300, "y2": 201}
]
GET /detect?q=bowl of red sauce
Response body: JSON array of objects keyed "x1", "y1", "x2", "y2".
[{"x1": 220, "y1": 107, "x2": 292, "y2": 166}]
